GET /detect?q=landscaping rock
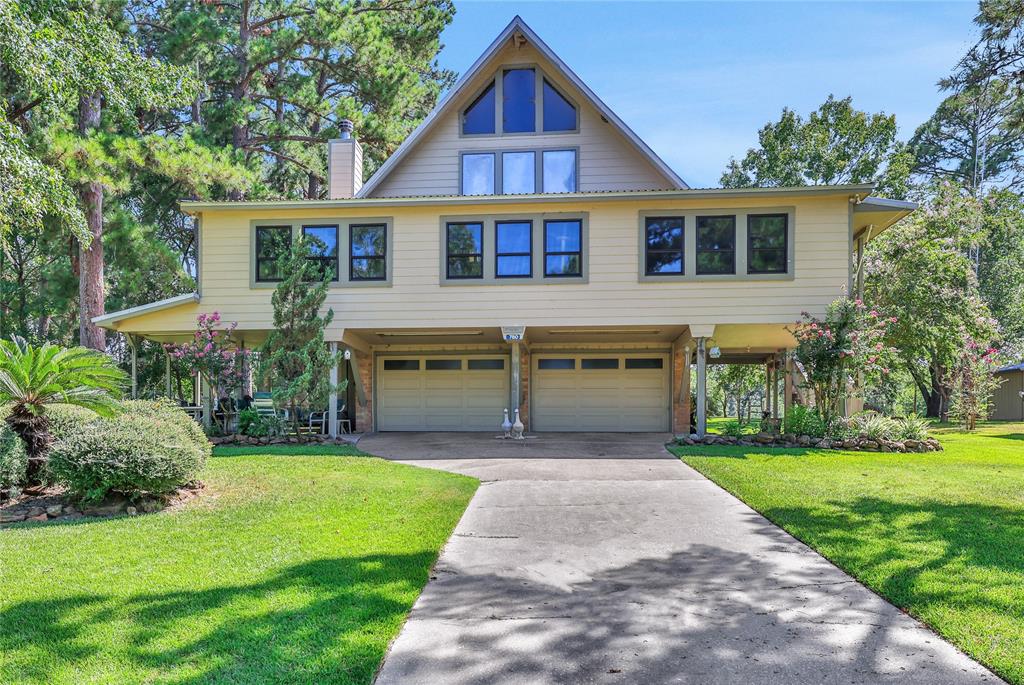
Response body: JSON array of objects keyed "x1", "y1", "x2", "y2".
[
  {"x1": 45, "y1": 505, "x2": 63, "y2": 517},
  {"x1": 0, "y1": 510, "x2": 26, "y2": 524},
  {"x1": 797, "y1": 435, "x2": 811, "y2": 446},
  {"x1": 754, "y1": 432, "x2": 774, "y2": 444},
  {"x1": 126, "y1": 506, "x2": 138, "y2": 516},
  {"x1": 27, "y1": 514, "x2": 48, "y2": 522},
  {"x1": 80, "y1": 496, "x2": 129, "y2": 517}
]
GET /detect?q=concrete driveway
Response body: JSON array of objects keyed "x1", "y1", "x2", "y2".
[{"x1": 360, "y1": 432, "x2": 996, "y2": 685}]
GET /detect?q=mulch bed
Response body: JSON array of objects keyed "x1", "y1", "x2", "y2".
[{"x1": 678, "y1": 432, "x2": 943, "y2": 452}]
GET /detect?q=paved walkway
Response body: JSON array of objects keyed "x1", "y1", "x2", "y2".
[{"x1": 361, "y1": 432, "x2": 997, "y2": 685}]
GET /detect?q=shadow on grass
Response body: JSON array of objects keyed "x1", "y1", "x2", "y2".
[
  {"x1": 0, "y1": 553, "x2": 436, "y2": 684},
  {"x1": 762, "y1": 496, "x2": 1024, "y2": 622},
  {"x1": 994, "y1": 433, "x2": 1024, "y2": 441}
]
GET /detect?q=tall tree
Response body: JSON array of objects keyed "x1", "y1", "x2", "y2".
[
  {"x1": 978, "y1": 189, "x2": 1024, "y2": 347},
  {"x1": 721, "y1": 95, "x2": 912, "y2": 198},
  {"x1": 866, "y1": 183, "x2": 1000, "y2": 418},
  {"x1": 130, "y1": 0, "x2": 456, "y2": 199},
  {"x1": 2, "y1": 0, "x2": 204, "y2": 349},
  {"x1": 910, "y1": 78, "x2": 1024, "y2": 194}
]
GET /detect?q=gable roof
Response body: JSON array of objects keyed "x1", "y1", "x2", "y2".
[{"x1": 357, "y1": 15, "x2": 687, "y2": 198}]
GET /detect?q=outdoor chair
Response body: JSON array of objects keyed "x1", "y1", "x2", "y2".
[{"x1": 308, "y1": 403, "x2": 351, "y2": 435}]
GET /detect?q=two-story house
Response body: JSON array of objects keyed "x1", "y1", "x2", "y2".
[{"x1": 94, "y1": 16, "x2": 914, "y2": 437}]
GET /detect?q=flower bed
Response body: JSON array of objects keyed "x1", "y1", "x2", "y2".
[
  {"x1": 677, "y1": 432, "x2": 942, "y2": 452},
  {"x1": 208, "y1": 433, "x2": 354, "y2": 446}
]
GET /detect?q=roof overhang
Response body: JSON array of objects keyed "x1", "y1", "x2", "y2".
[
  {"x1": 92, "y1": 293, "x2": 199, "y2": 329},
  {"x1": 181, "y1": 183, "x2": 878, "y2": 213},
  {"x1": 852, "y1": 195, "x2": 917, "y2": 240},
  {"x1": 355, "y1": 15, "x2": 687, "y2": 198}
]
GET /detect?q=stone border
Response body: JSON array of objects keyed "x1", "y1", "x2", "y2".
[
  {"x1": 209, "y1": 433, "x2": 358, "y2": 446},
  {"x1": 676, "y1": 432, "x2": 942, "y2": 453},
  {"x1": 1, "y1": 483, "x2": 204, "y2": 526}
]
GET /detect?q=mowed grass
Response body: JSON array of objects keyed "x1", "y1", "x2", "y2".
[
  {"x1": 670, "y1": 422, "x2": 1024, "y2": 684},
  {"x1": 0, "y1": 449, "x2": 477, "y2": 684}
]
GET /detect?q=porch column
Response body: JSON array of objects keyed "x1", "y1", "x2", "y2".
[
  {"x1": 127, "y1": 334, "x2": 138, "y2": 399},
  {"x1": 678, "y1": 341, "x2": 693, "y2": 435},
  {"x1": 784, "y1": 352, "x2": 794, "y2": 418},
  {"x1": 510, "y1": 340, "x2": 522, "y2": 419},
  {"x1": 201, "y1": 374, "x2": 211, "y2": 429},
  {"x1": 696, "y1": 337, "x2": 707, "y2": 438},
  {"x1": 765, "y1": 358, "x2": 773, "y2": 418},
  {"x1": 328, "y1": 342, "x2": 339, "y2": 439},
  {"x1": 164, "y1": 348, "x2": 172, "y2": 398},
  {"x1": 239, "y1": 340, "x2": 252, "y2": 398}
]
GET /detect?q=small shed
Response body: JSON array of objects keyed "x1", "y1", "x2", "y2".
[{"x1": 992, "y1": 363, "x2": 1024, "y2": 421}]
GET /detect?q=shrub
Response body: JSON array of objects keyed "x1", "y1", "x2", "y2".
[
  {"x1": 236, "y1": 408, "x2": 287, "y2": 438},
  {"x1": 0, "y1": 423, "x2": 27, "y2": 488},
  {"x1": 719, "y1": 420, "x2": 747, "y2": 438},
  {"x1": 853, "y1": 412, "x2": 899, "y2": 441},
  {"x1": 782, "y1": 405, "x2": 826, "y2": 438},
  {"x1": 895, "y1": 414, "x2": 930, "y2": 441},
  {"x1": 49, "y1": 399, "x2": 210, "y2": 503}
]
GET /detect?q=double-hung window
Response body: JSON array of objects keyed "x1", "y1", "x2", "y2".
[
  {"x1": 544, "y1": 219, "x2": 582, "y2": 277},
  {"x1": 495, "y1": 221, "x2": 532, "y2": 278},
  {"x1": 696, "y1": 216, "x2": 736, "y2": 275},
  {"x1": 747, "y1": 214, "x2": 788, "y2": 274},
  {"x1": 542, "y1": 149, "x2": 576, "y2": 193},
  {"x1": 644, "y1": 217, "x2": 684, "y2": 275},
  {"x1": 350, "y1": 224, "x2": 387, "y2": 281},
  {"x1": 302, "y1": 225, "x2": 339, "y2": 281},
  {"x1": 255, "y1": 226, "x2": 292, "y2": 282},
  {"x1": 447, "y1": 222, "x2": 484, "y2": 279}
]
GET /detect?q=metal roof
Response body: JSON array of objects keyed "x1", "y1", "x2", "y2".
[
  {"x1": 996, "y1": 362, "x2": 1024, "y2": 373},
  {"x1": 355, "y1": 15, "x2": 687, "y2": 198},
  {"x1": 181, "y1": 182, "x2": 879, "y2": 212}
]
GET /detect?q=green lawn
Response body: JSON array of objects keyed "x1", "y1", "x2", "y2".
[
  {"x1": 0, "y1": 449, "x2": 477, "y2": 684},
  {"x1": 670, "y1": 422, "x2": 1024, "y2": 684}
]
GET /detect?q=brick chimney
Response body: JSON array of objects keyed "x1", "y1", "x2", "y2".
[{"x1": 328, "y1": 120, "x2": 363, "y2": 199}]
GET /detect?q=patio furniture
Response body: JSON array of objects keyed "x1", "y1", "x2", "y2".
[{"x1": 308, "y1": 403, "x2": 351, "y2": 435}]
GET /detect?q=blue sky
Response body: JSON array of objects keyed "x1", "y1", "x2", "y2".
[{"x1": 437, "y1": 1, "x2": 980, "y2": 187}]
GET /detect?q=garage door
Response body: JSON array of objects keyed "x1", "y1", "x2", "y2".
[
  {"x1": 377, "y1": 355, "x2": 510, "y2": 431},
  {"x1": 532, "y1": 353, "x2": 670, "y2": 432}
]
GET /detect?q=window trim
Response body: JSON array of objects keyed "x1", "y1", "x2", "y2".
[
  {"x1": 495, "y1": 220, "x2": 533, "y2": 279},
  {"x1": 500, "y1": 150, "x2": 538, "y2": 195},
  {"x1": 250, "y1": 218, "x2": 393, "y2": 289},
  {"x1": 544, "y1": 218, "x2": 584, "y2": 278},
  {"x1": 254, "y1": 225, "x2": 293, "y2": 283},
  {"x1": 643, "y1": 216, "x2": 685, "y2": 276},
  {"x1": 695, "y1": 215, "x2": 737, "y2": 276},
  {"x1": 459, "y1": 62, "x2": 580, "y2": 138},
  {"x1": 446, "y1": 221, "x2": 485, "y2": 280},
  {"x1": 746, "y1": 213, "x2": 789, "y2": 275},
  {"x1": 349, "y1": 223, "x2": 388, "y2": 282},
  {"x1": 301, "y1": 224, "x2": 340, "y2": 283},
  {"x1": 637, "y1": 207, "x2": 795, "y2": 282},
  {"x1": 541, "y1": 148, "x2": 579, "y2": 194},
  {"x1": 439, "y1": 212, "x2": 588, "y2": 285}
]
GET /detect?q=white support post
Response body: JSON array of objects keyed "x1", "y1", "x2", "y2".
[
  {"x1": 127, "y1": 334, "x2": 138, "y2": 400},
  {"x1": 201, "y1": 374, "x2": 212, "y2": 429},
  {"x1": 510, "y1": 340, "x2": 522, "y2": 418},
  {"x1": 765, "y1": 359, "x2": 772, "y2": 419},
  {"x1": 696, "y1": 337, "x2": 707, "y2": 438},
  {"x1": 164, "y1": 348, "x2": 172, "y2": 398},
  {"x1": 784, "y1": 352, "x2": 794, "y2": 418},
  {"x1": 328, "y1": 342, "x2": 339, "y2": 439}
]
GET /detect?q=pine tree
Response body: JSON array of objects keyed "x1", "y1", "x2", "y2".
[{"x1": 259, "y1": 237, "x2": 341, "y2": 438}]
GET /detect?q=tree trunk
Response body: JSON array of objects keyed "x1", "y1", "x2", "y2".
[
  {"x1": 6, "y1": 408, "x2": 52, "y2": 486},
  {"x1": 77, "y1": 90, "x2": 106, "y2": 351},
  {"x1": 228, "y1": 2, "x2": 250, "y2": 201}
]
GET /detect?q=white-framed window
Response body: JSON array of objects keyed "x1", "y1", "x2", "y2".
[
  {"x1": 461, "y1": 66, "x2": 578, "y2": 136},
  {"x1": 461, "y1": 148, "x2": 577, "y2": 196}
]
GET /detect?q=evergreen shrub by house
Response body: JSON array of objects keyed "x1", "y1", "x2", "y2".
[
  {"x1": 49, "y1": 399, "x2": 210, "y2": 503},
  {"x1": 0, "y1": 422, "x2": 27, "y2": 488}
]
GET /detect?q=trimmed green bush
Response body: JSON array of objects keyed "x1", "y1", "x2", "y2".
[
  {"x1": 49, "y1": 399, "x2": 211, "y2": 503},
  {"x1": 0, "y1": 423, "x2": 27, "y2": 488},
  {"x1": 783, "y1": 405, "x2": 826, "y2": 438},
  {"x1": 895, "y1": 414, "x2": 931, "y2": 441}
]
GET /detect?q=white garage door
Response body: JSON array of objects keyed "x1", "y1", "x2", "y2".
[
  {"x1": 532, "y1": 353, "x2": 670, "y2": 432},
  {"x1": 377, "y1": 355, "x2": 510, "y2": 431}
]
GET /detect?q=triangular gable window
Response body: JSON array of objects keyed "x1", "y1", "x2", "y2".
[
  {"x1": 543, "y1": 79, "x2": 576, "y2": 132},
  {"x1": 462, "y1": 82, "x2": 496, "y2": 135},
  {"x1": 462, "y1": 67, "x2": 577, "y2": 136}
]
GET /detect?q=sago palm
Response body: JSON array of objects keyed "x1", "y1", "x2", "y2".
[{"x1": 0, "y1": 337, "x2": 126, "y2": 484}]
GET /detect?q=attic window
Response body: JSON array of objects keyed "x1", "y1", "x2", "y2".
[
  {"x1": 543, "y1": 79, "x2": 576, "y2": 132},
  {"x1": 462, "y1": 67, "x2": 577, "y2": 136},
  {"x1": 463, "y1": 82, "x2": 496, "y2": 135}
]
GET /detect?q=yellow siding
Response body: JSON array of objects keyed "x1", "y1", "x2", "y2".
[
  {"x1": 370, "y1": 42, "x2": 674, "y2": 197},
  {"x1": 116, "y1": 194, "x2": 852, "y2": 337}
]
